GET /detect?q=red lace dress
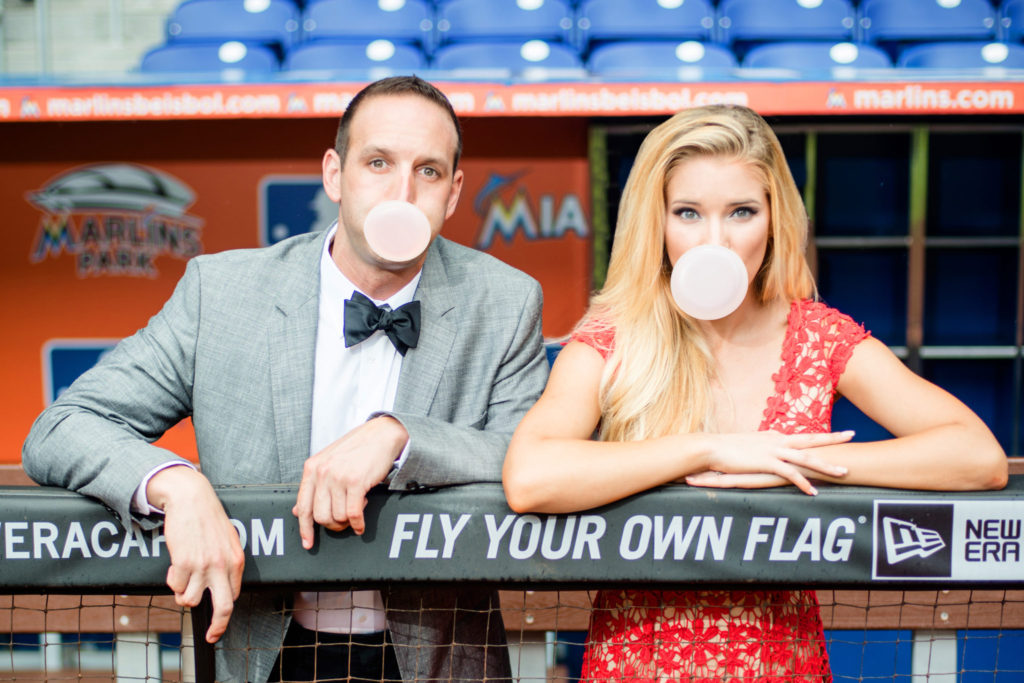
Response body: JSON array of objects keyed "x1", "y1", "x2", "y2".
[{"x1": 571, "y1": 300, "x2": 870, "y2": 682}]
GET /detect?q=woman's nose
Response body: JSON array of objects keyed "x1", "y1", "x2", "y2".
[{"x1": 704, "y1": 218, "x2": 726, "y2": 247}]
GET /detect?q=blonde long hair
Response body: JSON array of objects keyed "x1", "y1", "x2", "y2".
[{"x1": 588, "y1": 105, "x2": 815, "y2": 442}]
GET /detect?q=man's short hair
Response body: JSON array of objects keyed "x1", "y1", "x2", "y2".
[{"x1": 335, "y1": 75, "x2": 463, "y2": 170}]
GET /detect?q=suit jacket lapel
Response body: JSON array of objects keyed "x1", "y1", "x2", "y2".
[
  {"x1": 395, "y1": 240, "x2": 456, "y2": 416},
  {"x1": 268, "y1": 232, "x2": 325, "y2": 482}
]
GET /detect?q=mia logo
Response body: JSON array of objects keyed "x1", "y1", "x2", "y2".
[
  {"x1": 27, "y1": 163, "x2": 204, "y2": 277},
  {"x1": 882, "y1": 517, "x2": 946, "y2": 564},
  {"x1": 874, "y1": 502, "x2": 953, "y2": 580},
  {"x1": 474, "y1": 171, "x2": 589, "y2": 249}
]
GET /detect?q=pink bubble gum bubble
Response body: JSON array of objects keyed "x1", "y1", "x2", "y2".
[
  {"x1": 670, "y1": 244, "x2": 749, "y2": 321},
  {"x1": 363, "y1": 200, "x2": 432, "y2": 263}
]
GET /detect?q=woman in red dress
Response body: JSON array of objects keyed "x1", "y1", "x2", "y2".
[{"x1": 503, "y1": 104, "x2": 1007, "y2": 681}]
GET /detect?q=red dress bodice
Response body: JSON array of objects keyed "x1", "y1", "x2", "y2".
[{"x1": 570, "y1": 300, "x2": 869, "y2": 681}]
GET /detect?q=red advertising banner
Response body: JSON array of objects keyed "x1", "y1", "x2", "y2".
[
  {"x1": 1, "y1": 152, "x2": 590, "y2": 465},
  {"x1": 0, "y1": 80, "x2": 1020, "y2": 122}
]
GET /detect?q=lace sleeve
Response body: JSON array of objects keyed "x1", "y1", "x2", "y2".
[
  {"x1": 567, "y1": 317, "x2": 616, "y2": 360},
  {"x1": 817, "y1": 304, "x2": 871, "y2": 384}
]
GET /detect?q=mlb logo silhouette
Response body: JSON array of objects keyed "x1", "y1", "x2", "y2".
[
  {"x1": 259, "y1": 176, "x2": 337, "y2": 246},
  {"x1": 874, "y1": 502, "x2": 954, "y2": 579},
  {"x1": 43, "y1": 340, "x2": 118, "y2": 405}
]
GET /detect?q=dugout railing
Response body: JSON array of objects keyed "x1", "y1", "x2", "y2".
[{"x1": 1, "y1": 465, "x2": 1023, "y2": 682}]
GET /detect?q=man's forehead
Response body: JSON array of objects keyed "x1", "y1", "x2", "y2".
[
  {"x1": 347, "y1": 94, "x2": 458, "y2": 161},
  {"x1": 350, "y1": 94, "x2": 455, "y2": 135}
]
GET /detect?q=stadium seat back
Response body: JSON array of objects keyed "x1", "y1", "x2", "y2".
[
  {"x1": 140, "y1": 41, "x2": 280, "y2": 76},
  {"x1": 859, "y1": 0, "x2": 998, "y2": 43},
  {"x1": 431, "y1": 39, "x2": 583, "y2": 77},
  {"x1": 576, "y1": 0, "x2": 715, "y2": 50},
  {"x1": 283, "y1": 39, "x2": 427, "y2": 74},
  {"x1": 718, "y1": 0, "x2": 856, "y2": 43},
  {"x1": 300, "y1": 0, "x2": 435, "y2": 50},
  {"x1": 167, "y1": 0, "x2": 301, "y2": 48},
  {"x1": 743, "y1": 40, "x2": 893, "y2": 71},
  {"x1": 436, "y1": 0, "x2": 574, "y2": 46},
  {"x1": 587, "y1": 40, "x2": 737, "y2": 79},
  {"x1": 897, "y1": 40, "x2": 1024, "y2": 68},
  {"x1": 999, "y1": 0, "x2": 1024, "y2": 42}
]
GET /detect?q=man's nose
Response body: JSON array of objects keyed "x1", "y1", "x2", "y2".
[{"x1": 394, "y1": 170, "x2": 415, "y2": 203}]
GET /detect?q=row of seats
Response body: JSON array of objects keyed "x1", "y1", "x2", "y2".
[
  {"x1": 141, "y1": 38, "x2": 1024, "y2": 77},
  {"x1": 194, "y1": 0, "x2": 1024, "y2": 6},
  {"x1": 152, "y1": 0, "x2": 1024, "y2": 56}
]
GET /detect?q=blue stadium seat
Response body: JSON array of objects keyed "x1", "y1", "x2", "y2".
[
  {"x1": 743, "y1": 41, "x2": 892, "y2": 73},
  {"x1": 166, "y1": 0, "x2": 300, "y2": 50},
  {"x1": 431, "y1": 39, "x2": 583, "y2": 78},
  {"x1": 575, "y1": 0, "x2": 715, "y2": 52},
  {"x1": 587, "y1": 40, "x2": 737, "y2": 79},
  {"x1": 898, "y1": 40, "x2": 1024, "y2": 67},
  {"x1": 140, "y1": 41, "x2": 280, "y2": 76},
  {"x1": 436, "y1": 0, "x2": 574, "y2": 47},
  {"x1": 283, "y1": 39, "x2": 427, "y2": 75},
  {"x1": 717, "y1": 0, "x2": 856, "y2": 54},
  {"x1": 300, "y1": 0, "x2": 435, "y2": 51},
  {"x1": 859, "y1": 0, "x2": 998, "y2": 47},
  {"x1": 999, "y1": 0, "x2": 1024, "y2": 41}
]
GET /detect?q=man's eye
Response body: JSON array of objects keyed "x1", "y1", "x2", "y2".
[{"x1": 370, "y1": 159, "x2": 386, "y2": 169}]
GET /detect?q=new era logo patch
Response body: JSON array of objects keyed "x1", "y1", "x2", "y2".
[
  {"x1": 882, "y1": 516, "x2": 946, "y2": 564},
  {"x1": 874, "y1": 502, "x2": 953, "y2": 579}
]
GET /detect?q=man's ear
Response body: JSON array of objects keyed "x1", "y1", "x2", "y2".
[
  {"x1": 445, "y1": 168, "x2": 464, "y2": 220},
  {"x1": 322, "y1": 149, "x2": 342, "y2": 203}
]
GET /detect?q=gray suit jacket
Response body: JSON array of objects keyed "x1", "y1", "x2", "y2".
[{"x1": 23, "y1": 230, "x2": 549, "y2": 682}]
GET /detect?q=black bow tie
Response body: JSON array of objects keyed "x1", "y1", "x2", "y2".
[{"x1": 343, "y1": 291, "x2": 421, "y2": 356}]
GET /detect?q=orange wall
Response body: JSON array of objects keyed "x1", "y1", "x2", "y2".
[{"x1": 1, "y1": 117, "x2": 592, "y2": 464}]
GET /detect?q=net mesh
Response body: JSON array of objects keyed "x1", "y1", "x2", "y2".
[{"x1": 0, "y1": 589, "x2": 1020, "y2": 681}]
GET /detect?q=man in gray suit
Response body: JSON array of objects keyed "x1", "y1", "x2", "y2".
[{"x1": 23, "y1": 76, "x2": 548, "y2": 683}]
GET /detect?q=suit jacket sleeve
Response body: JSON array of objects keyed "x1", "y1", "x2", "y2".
[
  {"x1": 21, "y1": 259, "x2": 201, "y2": 529},
  {"x1": 386, "y1": 272, "x2": 548, "y2": 491}
]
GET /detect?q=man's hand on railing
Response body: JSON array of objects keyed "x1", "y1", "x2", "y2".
[
  {"x1": 147, "y1": 466, "x2": 245, "y2": 643},
  {"x1": 293, "y1": 415, "x2": 409, "y2": 544}
]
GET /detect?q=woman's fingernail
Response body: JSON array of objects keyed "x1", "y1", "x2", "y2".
[
  {"x1": 835, "y1": 466, "x2": 848, "y2": 475},
  {"x1": 809, "y1": 487, "x2": 818, "y2": 496},
  {"x1": 842, "y1": 430, "x2": 855, "y2": 437}
]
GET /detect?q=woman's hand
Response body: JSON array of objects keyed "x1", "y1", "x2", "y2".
[{"x1": 693, "y1": 430, "x2": 853, "y2": 495}]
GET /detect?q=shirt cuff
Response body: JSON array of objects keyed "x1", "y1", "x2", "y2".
[
  {"x1": 393, "y1": 439, "x2": 412, "y2": 472},
  {"x1": 131, "y1": 461, "x2": 198, "y2": 516}
]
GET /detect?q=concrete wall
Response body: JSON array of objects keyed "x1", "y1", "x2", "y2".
[{"x1": 1, "y1": 0, "x2": 177, "y2": 76}]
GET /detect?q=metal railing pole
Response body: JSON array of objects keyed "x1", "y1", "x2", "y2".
[{"x1": 190, "y1": 592, "x2": 217, "y2": 683}]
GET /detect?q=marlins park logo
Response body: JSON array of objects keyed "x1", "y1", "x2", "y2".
[
  {"x1": 27, "y1": 163, "x2": 204, "y2": 277},
  {"x1": 873, "y1": 502, "x2": 954, "y2": 579}
]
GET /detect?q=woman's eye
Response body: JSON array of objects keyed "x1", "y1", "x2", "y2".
[
  {"x1": 675, "y1": 208, "x2": 699, "y2": 220},
  {"x1": 733, "y1": 207, "x2": 756, "y2": 219}
]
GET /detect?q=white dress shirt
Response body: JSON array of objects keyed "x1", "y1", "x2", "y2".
[
  {"x1": 293, "y1": 225, "x2": 420, "y2": 634},
  {"x1": 135, "y1": 224, "x2": 420, "y2": 635}
]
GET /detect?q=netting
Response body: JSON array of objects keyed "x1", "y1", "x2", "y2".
[
  {"x1": 0, "y1": 594, "x2": 188, "y2": 681},
  {"x1": 0, "y1": 589, "x2": 1021, "y2": 681}
]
